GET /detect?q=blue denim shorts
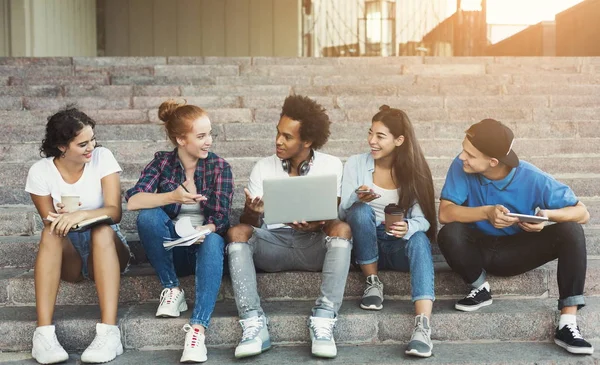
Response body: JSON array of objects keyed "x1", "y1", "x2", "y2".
[{"x1": 67, "y1": 224, "x2": 130, "y2": 279}]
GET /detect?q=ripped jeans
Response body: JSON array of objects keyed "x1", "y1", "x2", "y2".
[{"x1": 227, "y1": 227, "x2": 352, "y2": 319}]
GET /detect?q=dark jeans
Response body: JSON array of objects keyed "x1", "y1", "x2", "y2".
[{"x1": 438, "y1": 222, "x2": 587, "y2": 310}]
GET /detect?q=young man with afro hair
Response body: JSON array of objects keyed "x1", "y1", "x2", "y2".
[{"x1": 226, "y1": 95, "x2": 352, "y2": 359}]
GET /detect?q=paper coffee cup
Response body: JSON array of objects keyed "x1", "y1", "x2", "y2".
[
  {"x1": 384, "y1": 204, "x2": 405, "y2": 235},
  {"x1": 61, "y1": 195, "x2": 80, "y2": 212}
]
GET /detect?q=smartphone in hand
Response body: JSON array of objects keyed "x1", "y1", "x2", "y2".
[{"x1": 355, "y1": 188, "x2": 380, "y2": 198}]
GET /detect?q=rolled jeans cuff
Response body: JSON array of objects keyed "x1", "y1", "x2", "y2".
[
  {"x1": 189, "y1": 318, "x2": 210, "y2": 328},
  {"x1": 558, "y1": 295, "x2": 585, "y2": 310},
  {"x1": 356, "y1": 256, "x2": 378, "y2": 266},
  {"x1": 412, "y1": 295, "x2": 435, "y2": 303}
]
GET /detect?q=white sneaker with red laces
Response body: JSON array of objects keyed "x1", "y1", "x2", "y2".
[
  {"x1": 156, "y1": 288, "x2": 188, "y2": 317},
  {"x1": 180, "y1": 324, "x2": 207, "y2": 363}
]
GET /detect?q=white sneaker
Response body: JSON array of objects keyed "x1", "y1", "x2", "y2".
[
  {"x1": 156, "y1": 288, "x2": 188, "y2": 317},
  {"x1": 180, "y1": 324, "x2": 207, "y2": 363},
  {"x1": 31, "y1": 325, "x2": 69, "y2": 364},
  {"x1": 234, "y1": 312, "x2": 271, "y2": 358},
  {"x1": 308, "y1": 311, "x2": 337, "y2": 358},
  {"x1": 80, "y1": 323, "x2": 123, "y2": 363}
]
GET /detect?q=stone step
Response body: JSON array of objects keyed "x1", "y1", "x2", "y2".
[
  {"x1": 5, "y1": 82, "x2": 600, "y2": 100},
  {"x1": 1, "y1": 297, "x2": 599, "y2": 352},
  {"x1": 2, "y1": 61, "x2": 594, "y2": 86},
  {"x1": 4, "y1": 257, "x2": 599, "y2": 306},
  {"x1": 16, "y1": 94, "x2": 591, "y2": 112},
  {"x1": 2, "y1": 341, "x2": 600, "y2": 365},
  {"x1": 2, "y1": 198, "x2": 600, "y2": 236}
]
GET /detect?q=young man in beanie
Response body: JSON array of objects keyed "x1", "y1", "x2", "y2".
[{"x1": 438, "y1": 119, "x2": 593, "y2": 355}]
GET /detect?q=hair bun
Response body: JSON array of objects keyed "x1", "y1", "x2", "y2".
[
  {"x1": 379, "y1": 105, "x2": 391, "y2": 111},
  {"x1": 158, "y1": 99, "x2": 187, "y2": 123}
]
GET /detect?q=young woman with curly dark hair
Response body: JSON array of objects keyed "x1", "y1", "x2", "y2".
[{"x1": 25, "y1": 108, "x2": 130, "y2": 364}]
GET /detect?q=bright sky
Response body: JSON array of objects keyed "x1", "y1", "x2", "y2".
[
  {"x1": 447, "y1": 0, "x2": 585, "y2": 43},
  {"x1": 485, "y1": 0, "x2": 585, "y2": 24}
]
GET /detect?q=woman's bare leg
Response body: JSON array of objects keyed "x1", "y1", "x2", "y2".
[{"x1": 35, "y1": 227, "x2": 83, "y2": 326}]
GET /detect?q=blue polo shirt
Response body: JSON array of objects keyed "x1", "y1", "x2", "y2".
[{"x1": 440, "y1": 156, "x2": 579, "y2": 236}]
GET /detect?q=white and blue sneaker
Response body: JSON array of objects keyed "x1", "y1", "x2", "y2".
[
  {"x1": 308, "y1": 309, "x2": 337, "y2": 358},
  {"x1": 234, "y1": 311, "x2": 271, "y2": 358}
]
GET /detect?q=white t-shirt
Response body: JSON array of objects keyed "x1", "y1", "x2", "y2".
[
  {"x1": 247, "y1": 151, "x2": 343, "y2": 230},
  {"x1": 368, "y1": 184, "x2": 400, "y2": 222},
  {"x1": 25, "y1": 147, "x2": 122, "y2": 211}
]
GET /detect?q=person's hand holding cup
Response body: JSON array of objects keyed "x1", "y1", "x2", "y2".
[{"x1": 384, "y1": 204, "x2": 407, "y2": 237}]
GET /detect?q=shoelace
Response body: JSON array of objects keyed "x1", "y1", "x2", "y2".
[
  {"x1": 159, "y1": 288, "x2": 179, "y2": 305},
  {"x1": 565, "y1": 324, "x2": 584, "y2": 340},
  {"x1": 466, "y1": 286, "x2": 484, "y2": 299},
  {"x1": 310, "y1": 317, "x2": 337, "y2": 340},
  {"x1": 363, "y1": 277, "x2": 383, "y2": 296},
  {"x1": 183, "y1": 324, "x2": 203, "y2": 348},
  {"x1": 239, "y1": 317, "x2": 264, "y2": 341},
  {"x1": 412, "y1": 318, "x2": 431, "y2": 344}
]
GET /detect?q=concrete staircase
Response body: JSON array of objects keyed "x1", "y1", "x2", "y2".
[{"x1": 1, "y1": 56, "x2": 599, "y2": 364}]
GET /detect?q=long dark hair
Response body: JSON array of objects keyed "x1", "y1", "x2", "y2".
[
  {"x1": 40, "y1": 107, "x2": 97, "y2": 158},
  {"x1": 372, "y1": 105, "x2": 437, "y2": 242}
]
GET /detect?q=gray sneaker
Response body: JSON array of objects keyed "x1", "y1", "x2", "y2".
[
  {"x1": 234, "y1": 311, "x2": 271, "y2": 358},
  {"x1": 360, "y1": 275, "x2": 384, "y2": 310},
  {"x1": 405, "y1": 314, "x2": 433, "y2": 358}
]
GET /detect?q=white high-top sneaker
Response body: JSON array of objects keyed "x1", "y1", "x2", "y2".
[
  {"x1": 80, "y1": 323, "x2": 123, "y2": 363},
  {"x1": 31, "y1": 325, "x2": 69, "y2": 364},
  {"x1": 234, "y1": 312, "x2": 271, "y2": 358},
  {"x1": 180, "y1": 324, "x2": 207, "y2": 363},
  {"x1": 308, "y1": 310, "x2": 338, "y2": 358},
  {"x1": 156, "y1": 288, "x2": 188, "y2": 317}
]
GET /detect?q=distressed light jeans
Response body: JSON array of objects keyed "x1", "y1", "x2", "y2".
[{"x1": 227, "y1": 226, "x2": 352, "y2": 319}]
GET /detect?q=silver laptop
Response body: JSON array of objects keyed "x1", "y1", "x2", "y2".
[{"x1": 262, "y1": 174, "x2": 338, "y2": 225}]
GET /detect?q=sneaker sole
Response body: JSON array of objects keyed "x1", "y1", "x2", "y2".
[
  {"x1": 80, "y1": 343, "x2": 123, "y2": 364},
  {"x1": 312, "y1": 349, "x2": 337, "y2": 358},
  {"x1": 455, "y1": 299, "x2": 493, "y2": 312},
  {"x1": 405, "y1": 348, "x2": 432, "y2": 358},
  {"x1": 180, "y1": 354, "x2": 208, "y2": 363},
  {"x1": 360, "y1": 301, "x2": 383, "y2": 311},
  {"x1": 234, "y1": 340, "x2": 271, "y2": 359},
  {"x1": 31, "y1": 351, "x2": 69, "y2": 365},
  {"x1": 156, "y1": 302, "x2": 188, "y2": 318},
  {"x1": 554, "y1": 339, "x2": 595, "y2": 355}
]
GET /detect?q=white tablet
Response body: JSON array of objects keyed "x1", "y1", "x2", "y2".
[
  {"x1": 505, "y1": 213, "x2": 549, "y2": 224},
  {"x1": 262, "y1": 174, "x2": 338, "y2": 225}
]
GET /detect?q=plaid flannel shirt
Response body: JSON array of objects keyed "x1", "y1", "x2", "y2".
[{"x1": 125, "y1": 149, "x2": 234, "y2": 235}]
